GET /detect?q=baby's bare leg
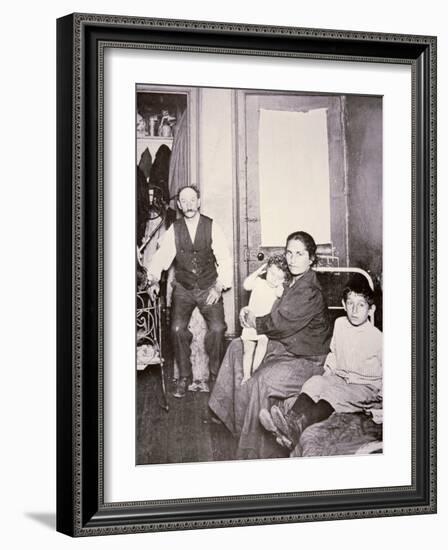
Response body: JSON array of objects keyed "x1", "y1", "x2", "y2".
[
  {"x1": 252, "y1": 335, "x2": 269, "y2": 373},
  {"x1": 242, "y1": 339, "x2": 256, "y2": 383}
]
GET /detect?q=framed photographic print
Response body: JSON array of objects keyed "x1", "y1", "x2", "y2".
[{"x1": 56, "y1": 13, "x2": 437, "y2": 536}]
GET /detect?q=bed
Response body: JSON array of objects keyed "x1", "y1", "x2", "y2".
[{"x1": 290, "y1": 259, "x2": 383, "y2": 458}]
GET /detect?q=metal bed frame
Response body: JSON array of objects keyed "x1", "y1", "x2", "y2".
[{"x1": 137, "y1": 289, "x2": 169, "y2": 411}]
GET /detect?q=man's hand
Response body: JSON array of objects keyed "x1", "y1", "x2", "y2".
[
  {"x1": 146, "y1": 274, "x2": 160, "y2": 301},
  {"x1": 206, "y1": 284, "x2": 222, "y2": 305},
  {"x1": 148, "y1": 282, "x2": 160, "y2": 302}
]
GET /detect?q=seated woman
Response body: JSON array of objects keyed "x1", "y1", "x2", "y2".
[
  {"x1": 208, "y1": 231, "x2": 332, "y2": 459},
  {"x1": 259, "y1": 276, "x2": 383, "y2": 454}
]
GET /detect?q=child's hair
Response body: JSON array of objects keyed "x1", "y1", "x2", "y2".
[
  {"x1": 342, "y1": 275, "x2": 375, "y2": 306},
  {"x1": 267, "y1": 254, "x2": 291, "y2": 281}
]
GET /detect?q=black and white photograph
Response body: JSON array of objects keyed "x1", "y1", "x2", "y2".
[
  {"x1": 135, "y1": 84, "x2": 383, "y2": 465},
  {"x1": 2, "y1": 0, "x2": 444, "y2": 546}
]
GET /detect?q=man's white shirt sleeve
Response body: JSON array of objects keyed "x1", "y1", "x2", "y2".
[{"x1": 146, "y1": 225, "x2": 176, "y2": 282}]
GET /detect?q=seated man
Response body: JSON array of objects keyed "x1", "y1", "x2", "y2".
[
  {"x1": 259, "y1": 276, "x2": 382, "y2": 452},
  {"x1": 147, "y1": 185, "x2": 232, "y2": 398}
]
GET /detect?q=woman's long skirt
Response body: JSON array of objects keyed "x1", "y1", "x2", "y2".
[{"x1": 209, "y1": 338, "x2": 325, "y2": 459}]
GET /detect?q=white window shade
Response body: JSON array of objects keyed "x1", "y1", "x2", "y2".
[{"x1": 258, "y1": 108, "x2": 331, "y2": 245}]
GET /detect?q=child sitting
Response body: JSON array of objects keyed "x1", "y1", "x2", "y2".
[
  {"x1": 259, "y1": 276, "x2": 382, "y2": 450},
  {"x1": 241, "y1": 255, "x2": 290, "y2": 384}
]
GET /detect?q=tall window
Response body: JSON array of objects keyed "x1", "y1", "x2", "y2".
[{"x1": 258, "y1": 108, "x2": 331, "y2": 245}]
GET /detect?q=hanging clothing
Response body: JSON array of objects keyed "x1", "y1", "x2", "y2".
[
  {"x1": 149, "y1": 144, "x2": 171, "y2": 203},
  {"x1": 168, "y1": 110, "x2": 188, "y2": 208},
  {"x1": 136, "y1": 166, "x2": 149, "y2": 245},
  {"x1": 138, "y1": 147, "x2": 152, "y2": 181}
]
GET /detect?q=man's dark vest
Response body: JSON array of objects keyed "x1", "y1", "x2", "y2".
[{"x1": 173, "y1": 215, "x2": 218, "y2": 290}]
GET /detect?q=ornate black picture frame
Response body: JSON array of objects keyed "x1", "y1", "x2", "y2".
[{"x1": 56, "y1": 13, "x2": 437, "y2": 536}]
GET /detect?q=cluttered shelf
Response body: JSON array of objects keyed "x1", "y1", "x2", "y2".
[{"x1": 137, "y1": 136, "x2": 174, "y2": 141}]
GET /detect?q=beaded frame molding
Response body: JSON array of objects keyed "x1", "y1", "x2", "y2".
[{"x1": 56, "y1": 13, "x2": 437, "y2": 537}]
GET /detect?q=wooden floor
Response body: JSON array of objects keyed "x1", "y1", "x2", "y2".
[{"x1": 136, "y1": 362, "x2": 237, "y2": 465}]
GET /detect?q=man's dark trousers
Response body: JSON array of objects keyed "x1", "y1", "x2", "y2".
[{"x1": 171, "y1": 282, "x2": 227, "y2": 379}]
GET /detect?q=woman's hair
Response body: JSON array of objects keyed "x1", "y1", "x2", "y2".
[
  {"x1": 267, "y1": 254, "x2": 291, "y2": 281},
  {"x1": 285, "y1": 231, "x2": 317, "y2": 265}
]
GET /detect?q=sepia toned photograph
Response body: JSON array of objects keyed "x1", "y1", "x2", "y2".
[{"x1": 135, "y1": 83, "x2": 383, "y2": 466}]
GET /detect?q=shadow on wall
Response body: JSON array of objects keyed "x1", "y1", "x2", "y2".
[{"x1": 345, "y1": 95, "x2": 383, "y2": 283}]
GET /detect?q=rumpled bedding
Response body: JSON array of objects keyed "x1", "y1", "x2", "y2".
[
  {"x1": 137, "y1": 343, "x2": 160, "y2": 370},
  {"x1": 294, "y1": 412, "x2": 383, "y2": 457}
]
